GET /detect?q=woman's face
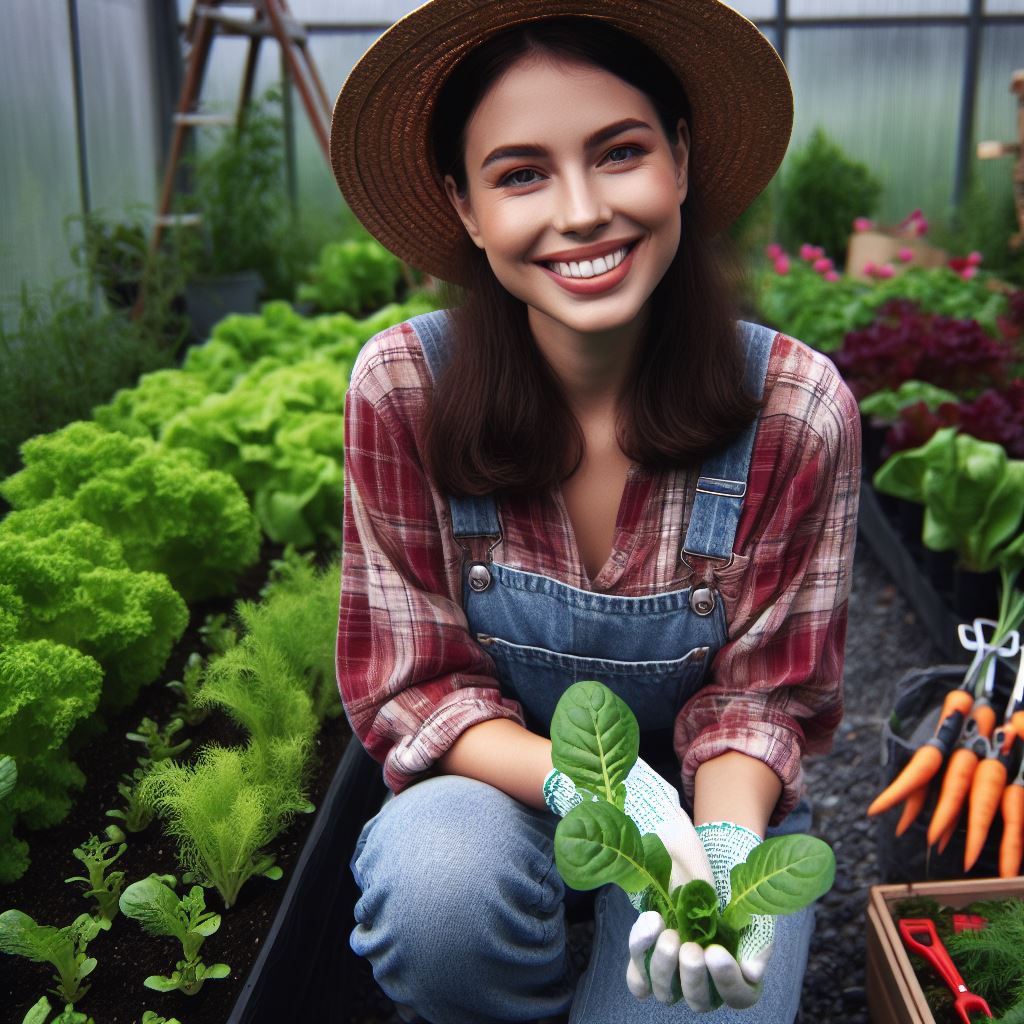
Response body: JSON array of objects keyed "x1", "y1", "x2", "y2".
[{"x1": 444, "y1": 52, "x2": 689, "y2": 341}]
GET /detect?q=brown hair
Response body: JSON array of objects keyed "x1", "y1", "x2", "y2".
[{"x1": 424, "y1": 17, "x2": 759, "y2": 498}]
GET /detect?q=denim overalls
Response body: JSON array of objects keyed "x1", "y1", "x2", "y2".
[{"x1": 349, "y1": 311, "x2": 814, "y2": 1024}]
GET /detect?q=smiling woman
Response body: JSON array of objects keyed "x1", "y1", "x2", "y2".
[{"x1": 331, "y1": 4, "x2": 861, "y2": 1024}]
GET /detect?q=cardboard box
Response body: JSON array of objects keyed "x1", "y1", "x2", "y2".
[
  {"x1": 866, "y1": 877, "x2": 1024, "y2": 1024},
  {"x1": 846, "y1": 230, "x2": 948, "y2": 282}
]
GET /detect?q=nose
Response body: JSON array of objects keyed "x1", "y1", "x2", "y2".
[{"x1": 552, "y1": 168, "x2": 611, "y2": 237}]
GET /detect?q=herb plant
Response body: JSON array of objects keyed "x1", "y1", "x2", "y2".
[
  {"x1": 166, "y1": 651, "x2": 210, "y2": 726},
  {"x1": 64, "y1": 825, "x2": 127, "y2": 928},
  {"x1": 550, "y1": 681, "x2": 835, "y2": 944},
  {"x1": 126, "y1": 717, "x2": 191, "y2": 766},
  {"x1": 105, "y1": 767, "x2": 155, "y2": 833},
  {"x1": 20, "y1": 995, "x2": 95, "y2": 1024},
  {"x1": 118, "y1": 876, "x2": 230, "y2": 995},
  {"x1": 0, "y1": 910, "x2": 102, "y2": 1004}
]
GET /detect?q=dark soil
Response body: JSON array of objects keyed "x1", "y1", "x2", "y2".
[{"x1": 2, "y1": 538, "x2": 351, "y2": 1024}]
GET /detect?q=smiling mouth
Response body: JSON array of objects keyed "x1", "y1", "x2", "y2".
[{"x1": 542, "y1": 241, "x2": 638, "y2": 280}]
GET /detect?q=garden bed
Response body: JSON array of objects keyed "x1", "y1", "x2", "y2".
[{"x1": 2, "y1": 538, "x2": 353, "y2": 1023}]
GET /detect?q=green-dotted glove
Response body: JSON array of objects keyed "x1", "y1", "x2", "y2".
[
  {"x1": 626, "y1": 821, "x2": 774, "y2": 1011},
  {"x1": 543, "y1": 758, "x2": 713, "y2": 908}
]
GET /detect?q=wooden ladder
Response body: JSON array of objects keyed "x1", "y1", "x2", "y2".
[{"x1": 152, "y1": 0, "x2": 333, "y2": 251}]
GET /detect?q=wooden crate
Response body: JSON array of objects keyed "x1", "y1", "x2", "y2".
[{"x1": 866, "y1": 877, "x2": 1024, "y2": 1024}]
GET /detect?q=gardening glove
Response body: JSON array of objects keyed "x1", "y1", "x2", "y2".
[
  {"x1": 543, "y1": 758, "x2": 714, "y2": 908},
  {"x1": 625, "y1": 821, "x2": 774, "y2": 1011}
]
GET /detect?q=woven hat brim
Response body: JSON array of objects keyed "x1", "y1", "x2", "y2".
[{"x1": 331, "y1": 0, "x2": 792, "y2": 285}]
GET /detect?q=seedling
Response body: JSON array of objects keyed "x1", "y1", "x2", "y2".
[
  {"x1": 126, "y1": 717, "x2": 191, "y2": 767},
  {"x1": 0, "y1": 910, "x2": 102, "y2": 1004},
  {"x1": 165, "y1": 651, "x2": 210, "y2": 726},
  {"x1": 20, "y1": 996, "x2": 95, "y2": 1023},
  {"x1": 141, "y1": 1013, "x2": 183, "y2": 1024},
  {"x1": 105, "y1": 767, "x2": 155, "y2": 833},
  {"x1": 119, "y1": 875, "x2": 230, "y2": 995},
  {"x1": 551, "y1": 681, "x2": 836, "y2": 949},
  {"x1": 64, "y1": 826, "x2": 127, "y2": 928},
  {"x1": 199, "y1": 612, "x2": 237, "y2": 656}
]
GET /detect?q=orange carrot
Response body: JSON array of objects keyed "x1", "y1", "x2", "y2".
[
  {"x1": 965, "y1": 757, "x2": 1010, "y2": 871},
  {"x1": 972, "y1": 701, "x2": 997, "y2": 740},
  {"x1": 926, "y1": 747, "x2": 978, "y2": 846},
  {"x1": 940, "y1": 689, "x2": 975, "y2": 720},
  {"x1": 895, "y1": 784, "x2": 929, "y2": 837},
  {"x1": 868, "y1": 745, "x2": 945, "y2": 817},
  {"x1": 999, "y1": 783, "x2": 1024, "y2": 878},
  {"x1": 937, "y1": 819, "x2": 956, "y2": 855}
]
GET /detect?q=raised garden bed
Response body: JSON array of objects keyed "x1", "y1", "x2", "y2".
[{"x1": 1, "y1": 539, "x2": 362, "y2": 1023}]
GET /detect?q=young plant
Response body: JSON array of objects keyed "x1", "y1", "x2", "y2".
[
  {"x1": 141, "y1": 1013, "x2": 182, "y2": 1024},
  {"x1": 0, "y1": 910, "x2": 102, "y2": 1004},
  {"x1": 550, "y1": 681, "x2": 835, "y2": 946},
  {"x1": 21, "y1": 995, "x2": 95, "y2": 1024},
  {"x1": 166, "y1": 651, "x2": 210, "y2": 726},
  {"x1": 118, "y1": 875, "x2": 230, "y2": 995},
  {"x1": 64, "y1": 825, "x2": 127, "y2": 928},
  {"x1": 105, "y1": 767, "x2": 155, "y2": 833},
  {"x1": 199, "y1": 612, "x2": 237, "y2": 656},
  {"x1": 126, "y1": 716, "x2": 191, "y2": 766}
]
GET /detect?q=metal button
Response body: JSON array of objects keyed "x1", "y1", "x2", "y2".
[
  {"x1": 468, "y1": 563, "x2": 492, "y2": 592},
  {"x1": 690, "y1": 587, "x2": 715, "y2": 616}
]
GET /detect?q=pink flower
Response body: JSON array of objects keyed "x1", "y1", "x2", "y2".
[
  {"x1": 960, "y1": 266, "x2": 979, "y2": 280},
  {"x1": 799, "y1": 244, "x2": 816, "y2": 261},
  {"x1": 864, "y1": 261, "x2": 878, "y2": 276},
  {"x1": 914, "y1": 217, "x2": 929, "y2": 236},
  {"x1": 967, "y1": 251, "x2": 983, "y2": 266},
  {"x1": 898, "y1": 247, "x2": 914, "y2": 263},
  {"x1": 876, "y1": 264, "x2": 896, "y2": 279},
  {"x1": 765, "y1": 243, "x2": 784, "y2": 260},
  {"x1": 773, "y1": 254, "x2": 791, "y2": 275},
  {"x1": 853, "y1": 217, "x2": 874, "y2": 232},
  {"x1": 824, "y1": 270, "x2": 841, "y2": 282},
  {"x1": 813, "y1": 257, "x2": 834, "y2": 273}
]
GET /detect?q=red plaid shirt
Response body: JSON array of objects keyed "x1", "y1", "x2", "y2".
[{"x1": 337, "y1": 320, "x2": 861, "y2": 821}]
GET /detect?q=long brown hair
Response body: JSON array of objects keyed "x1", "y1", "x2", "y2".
[{"x1": 424, "y1": 17, "x2": 760, "y2": 499}]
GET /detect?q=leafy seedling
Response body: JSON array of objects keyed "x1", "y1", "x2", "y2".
[
  {"x1": 126, "y1": 717, "x2": 191, "y2": 767},
  {"x1": 550, "y1": 681, "x2": 835, "y2": 948},
  {"x1": 166, "y1": 651, "x2": 210, "y2": 726},
  {"x1": 119, "y1": 875, "x2": 230, "y2": 995},
  {"x1": 199, "y1": 612, "x2": 237, "y2": 656},
  {"x1": 105, "y1": 767, "x2": 155, "y2": 833},
  {"x1": 0, "y1": 910, "x2": 102, "y2": 1004},
  {"x1": 20, "y1": 996, "x2": 95, "y2": 1024},
  {"x1": 64, "y1": 825, "x2": 127, "y2": 928}
]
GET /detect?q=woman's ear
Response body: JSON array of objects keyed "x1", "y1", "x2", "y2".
[
  {"x1": 673, "y1": 118, "x2": 691, "y2": 204},
  {"x1": 444, "y1": 174, "x2": 485, "y2": 250}
]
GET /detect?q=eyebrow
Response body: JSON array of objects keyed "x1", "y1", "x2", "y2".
[{"x1": 479, "y1": 118, "x2": 656, "y2": 171}]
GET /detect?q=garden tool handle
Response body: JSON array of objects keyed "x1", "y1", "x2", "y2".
[{"x1": 898, "y1": 919, "x2": 970, "y2": 994}]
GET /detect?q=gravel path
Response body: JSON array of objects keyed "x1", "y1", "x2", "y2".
[{"x1": 349, "y1": 533, "x2": 949, "y2": 1023}]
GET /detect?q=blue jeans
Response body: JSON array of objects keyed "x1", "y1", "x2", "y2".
[{"x1": 350, "y1": 775, "x2": 814, "y2": 1024}]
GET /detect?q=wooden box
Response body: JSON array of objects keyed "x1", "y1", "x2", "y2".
[
  {"x1": 846, "y1": 229, "x2": 948, "y2": 281},
  {"x1": 866, "y1": 877, "x2": 1024, "y2": 1024}
]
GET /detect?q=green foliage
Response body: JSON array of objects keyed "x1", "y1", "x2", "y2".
[
  {"x1": 126, "y1": 717, "x2": 191, "y2": 766},
  {"x1": 21, "y1": 996, "x2": 95, "y2": 1024},
  {"x1": 0, "y1": 910, "x2": 102, "y2": 1004},
  {"x1": 141, "y1": 1013, "x2": 183, "y2": 1024},
  {"x1": 119, "y1": 876, "x2": 230, "y2": 995},
  {"x1": 778, "y1": 127, "x2": 883, "y2": 266},
  {"x1": 64, "y1": 825, "x2": 127, "y2": 928},
  {"x1": 550, "y1": 681, "x2": 835, "y2": 941},
  {"x1": 92, "y1": 368, "x2": 211, "y2": 441},
  {"x1": 0, "y1": 500, "x2": 188, "y2": 705},
  {"x1": 198, "y1": 613, "x2": 237, "y2": 657},
  {"x1": 296, "y1": 238, "x2": 404, "y2": 315},
  {"x1": 859, "y1": 380, "x2": 959, "y2": 420},
  {"x1": 140, "y1": 743, "x2": 303, "y2": 908},
  {"x1": 105, "y1": 767, "x2": 155, "y2": 833},
  {"x1": 166, "y1": 652, "x2": 210, "y2": 726}
]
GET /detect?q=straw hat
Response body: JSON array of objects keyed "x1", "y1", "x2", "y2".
[{"x1": 331, "y1": 0, "x2": 792, "y2": 284}]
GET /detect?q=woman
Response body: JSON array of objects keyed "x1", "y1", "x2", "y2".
[{"x1": 332, "y1": 3, "x2": 860, "y2": 1022}]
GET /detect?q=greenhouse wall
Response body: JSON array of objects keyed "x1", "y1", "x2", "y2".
[{"x1": 3, "y1": 0, "x2": 1024, "y2": 329}]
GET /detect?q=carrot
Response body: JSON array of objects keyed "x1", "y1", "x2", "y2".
[
  {"x1": 895, "y1": 784, "x2": 929, "y2": 837},
  {"x1": 940, "y1": 688, "x2": 975, "y2": 720},
  {"x1": 999, "y1": 783, "x2": 1024, "y2": 878},
  {"x1": 965, "y1": 757, "x2": 1010, "y2": 872},
  {"x1": 1009, "y1": 710, "x2": 1024, "y2": 738},
  {"x1": 937, "y1": 819, "x2": 956, "y2": 855},
  {"x1": 972, "y1": 701, "x2": 997, "y2": 739},
  {"x1": 868, "y1": 745, "x2": 945, "y2": 817},
  {"x1": 926, "y1": 746, "x2": 978, "y2": 846}
]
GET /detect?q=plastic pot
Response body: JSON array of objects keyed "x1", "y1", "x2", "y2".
[
  {"x1": 226, "y1": 737, "x2": 386, "y2": 1021},
  {"x1": 185, "y1": 271, "x2": 265, "y2": 343}
]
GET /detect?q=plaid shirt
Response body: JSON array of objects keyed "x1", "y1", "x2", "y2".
[{"x1": 337, "y1": 320, "x2": 861, "y2": 822}]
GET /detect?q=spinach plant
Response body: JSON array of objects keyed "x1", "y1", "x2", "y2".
[
  {"x1": 551, "y1": 681, "x2": 835, "y2": 947},
  {"x1": 0, "y1": 910, "x2": 102, "y2": 1004},
  {"x1": 64, "y1": 825, "x2": 127, "y2": 928},
  {"x1": 118, "y1": 875, "x2": 230, "y2": 995}
]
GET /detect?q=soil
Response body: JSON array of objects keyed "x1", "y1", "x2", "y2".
[{"x1": 1, "y1": 538, "x2": 352, "y2": 1024}]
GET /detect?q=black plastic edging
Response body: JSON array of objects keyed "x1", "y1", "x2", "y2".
[
  {"x1": 858, "y1": 479, "x2": 962, "y2": 661},
  {"x1": 226, "y1": 735, "x2": 386, "y2": 1022}
]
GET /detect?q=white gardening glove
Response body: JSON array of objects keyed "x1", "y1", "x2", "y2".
[
  {"x1": 626, "y1": 821, "x2": 775, "y2": 1011},
  {"x1": 543, "y1": 758, "x2": 714, "y2": 908}
]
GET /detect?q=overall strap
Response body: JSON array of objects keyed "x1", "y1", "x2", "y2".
[
  {"x1": 681, "y1": 321, "x2": 776, "y2": 562},
  {"x1": 406, "y1": 310, "x2": 502, "y2": 553}
]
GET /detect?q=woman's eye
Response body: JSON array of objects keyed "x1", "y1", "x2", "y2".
[
  {"x1": 606, "y1": 145, "x2": 643, "y2": 163},
  {"x1": 500, "y1": 168, "x2": 542, "y2": 188}
]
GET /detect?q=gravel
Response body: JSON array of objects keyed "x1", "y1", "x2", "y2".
[{"x1": 348, "y1": 533, "x2": 948, "y2": 1023}]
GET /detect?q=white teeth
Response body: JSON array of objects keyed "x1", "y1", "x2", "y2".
[{"x1": 548, "y1": 245, "x2": 629, "y2": 279}]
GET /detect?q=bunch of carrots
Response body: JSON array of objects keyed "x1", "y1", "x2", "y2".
[{"x1": 868, "y1": 618, "x2": 1024, "y2": 877}]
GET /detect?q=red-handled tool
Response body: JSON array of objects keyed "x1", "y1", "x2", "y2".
[{"x1": 898, "y1": 918, "x2": 993, "y2": 1024}]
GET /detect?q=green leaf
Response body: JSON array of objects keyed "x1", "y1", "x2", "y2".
[
  {"x1": 118, "y1": 876, "x2": 188, "y2": 944},
  {"x1": 674, "y1": 879, "x2": 719, "y2": 945},
  {"x1": 550, "y1": 681, "x2": 639, "y2": 803},
  {"x1": 721, "y1": 835, "x2": 835, "y2": 932},
  {"x1": 143, "y1": 974, "x2": 181, "y2": 992},
  {"x1": 200, "y1": 962, "x2": 231, "y2": 980},
  {"x1": 554, "y1": 802, "x2": 650, "y2": 894}
]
